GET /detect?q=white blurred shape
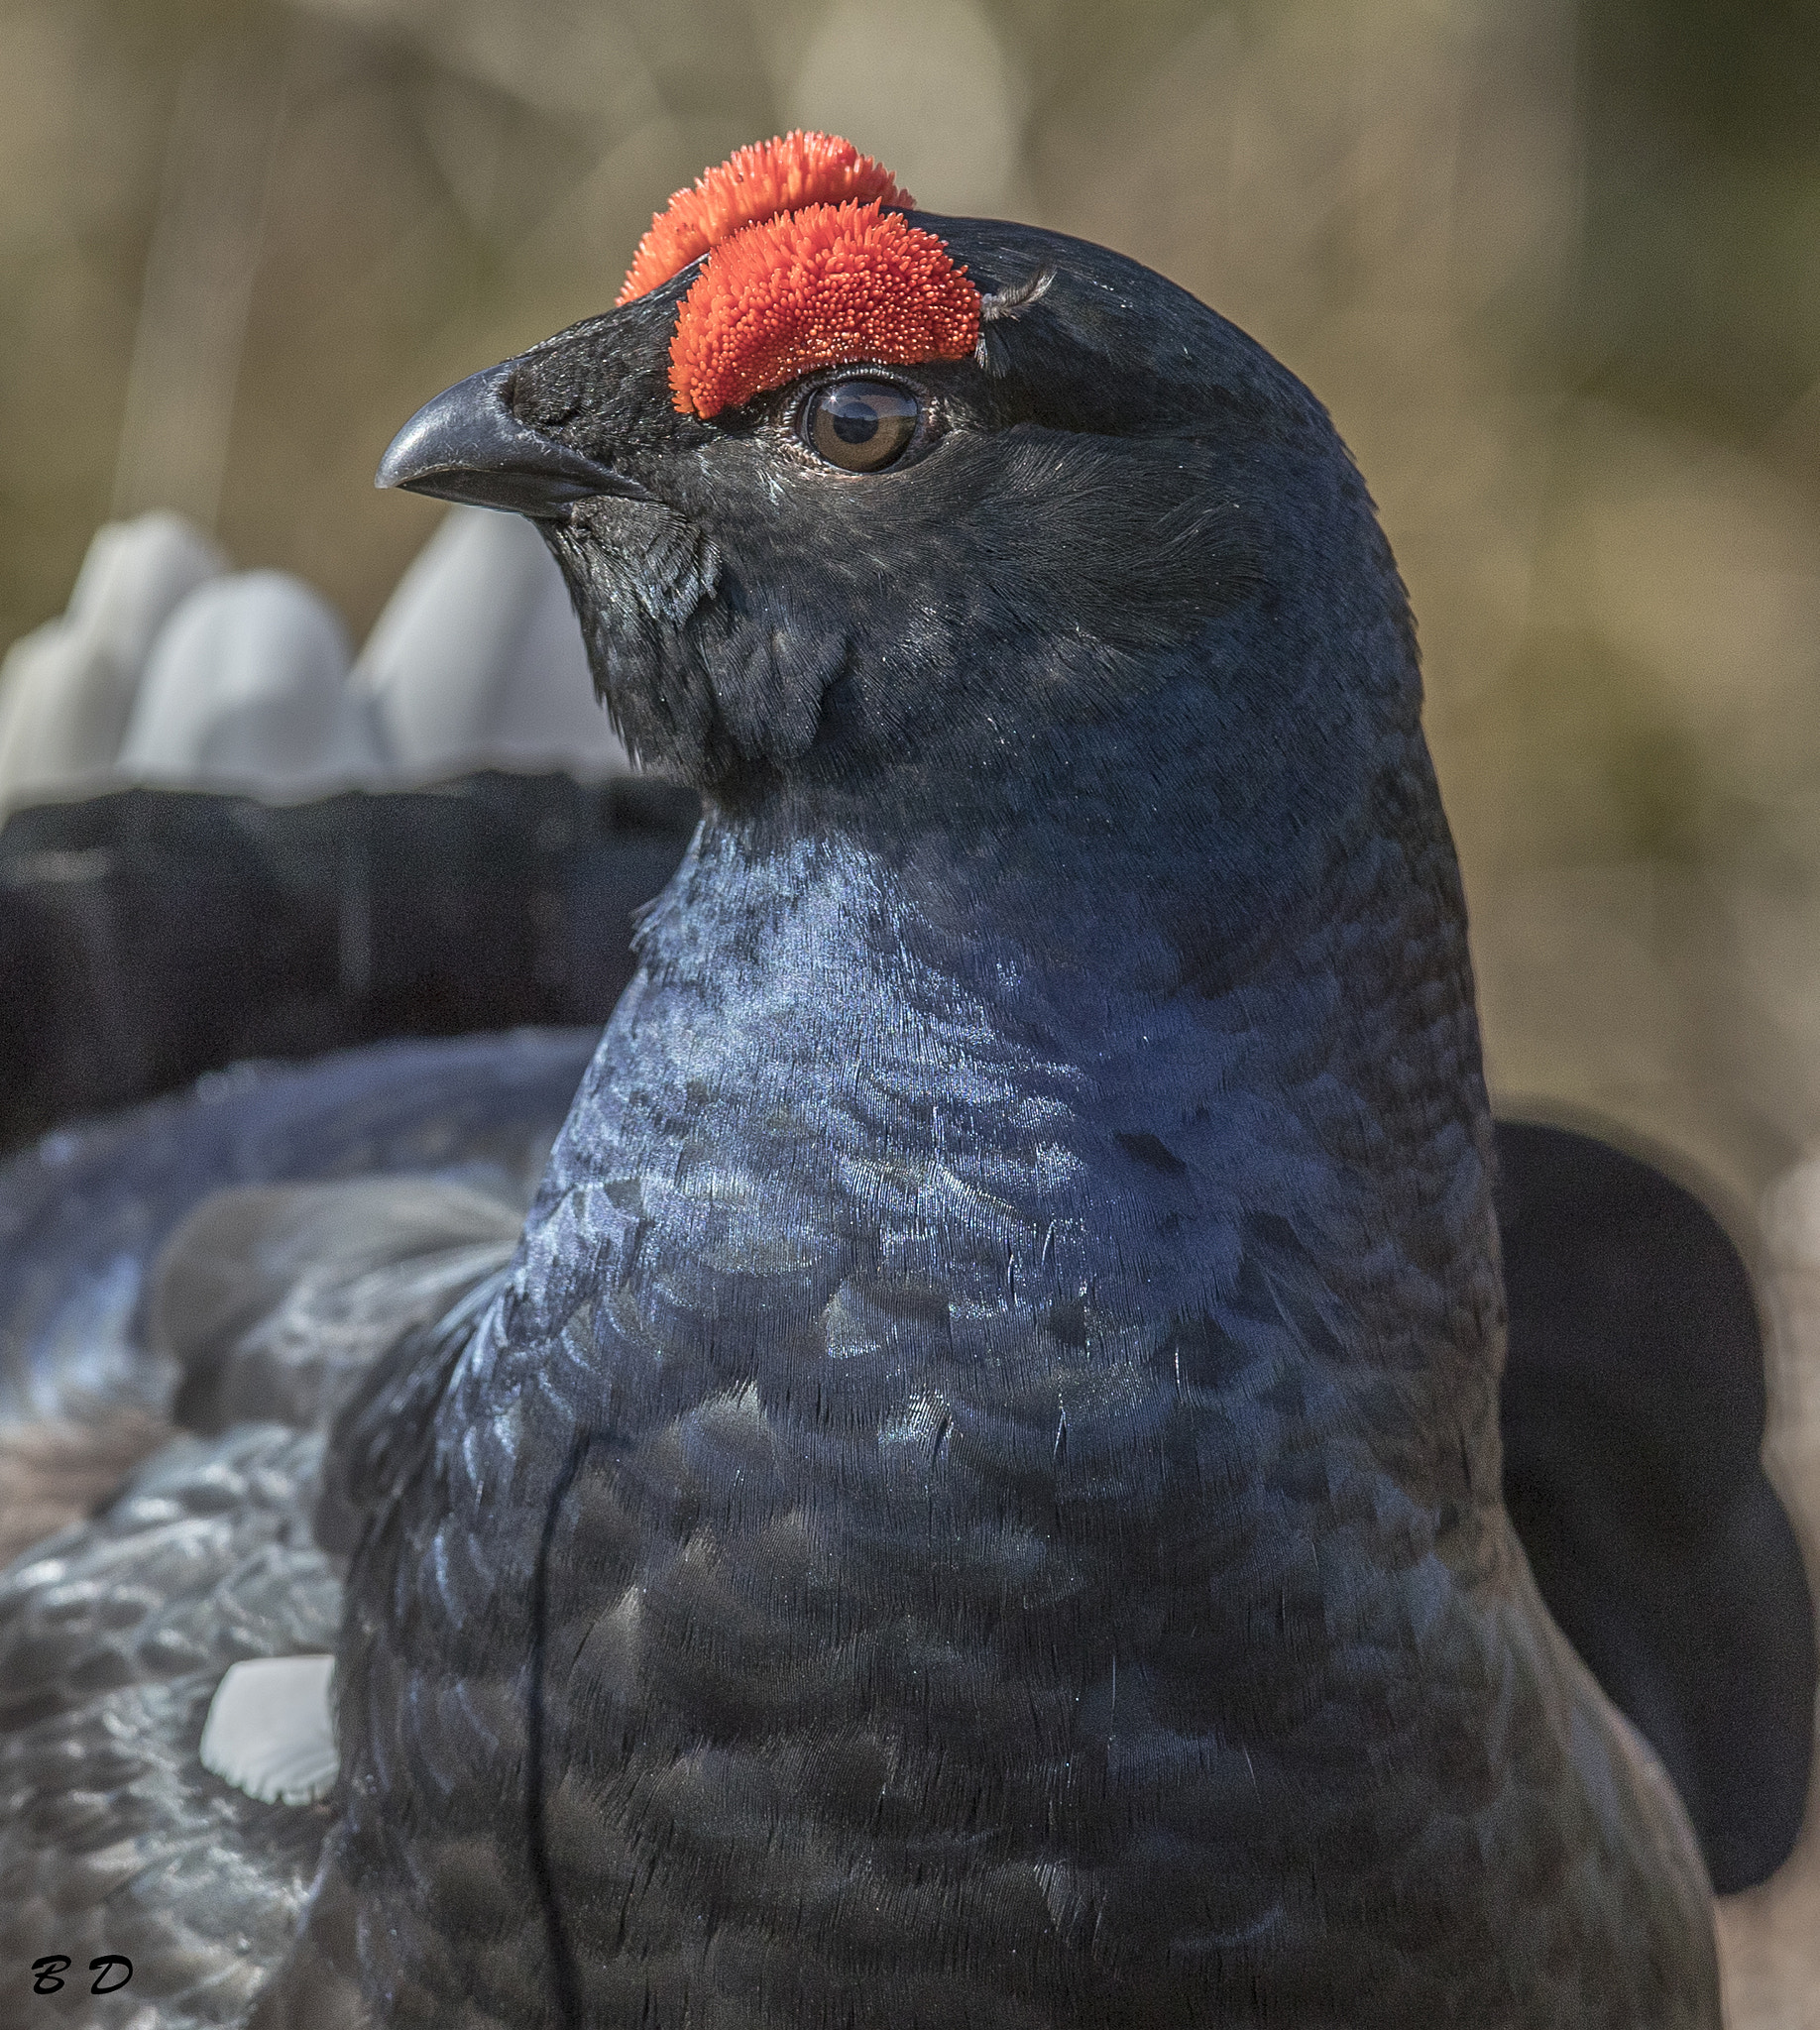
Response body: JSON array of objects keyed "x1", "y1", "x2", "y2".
[
  {"x1": 200, "y1": 1654, "x2": 339, "y2": 1806},
  {"x1": 119, "y1": 569, "x2": 381, "y2": 796},
  {"x1": 0, "y1": 511, "x2": 224, "y2": 814},
  {"x1": 351, "y1": 506, "x2": 630, "y2": 782},
  {"x1": 785, "y1": 0, "x2": 1024, "y2": 216}
]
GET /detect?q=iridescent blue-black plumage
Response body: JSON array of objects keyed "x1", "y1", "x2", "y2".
[
  {"x1": 0, "y1": 211, "x2": 1748, "y2": 2027},
  {"x1": 268, "y1": 217, "x2": 1721, "y2": 2024}
]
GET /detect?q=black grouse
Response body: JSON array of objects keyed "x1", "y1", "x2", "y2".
[{"x1": 1, "y1": 132, "x2": 1743, "y2": 2027}]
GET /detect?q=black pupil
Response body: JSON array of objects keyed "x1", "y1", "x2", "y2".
[{"x1": 809, "y1": 382, "x2": 918, "y2": 470}]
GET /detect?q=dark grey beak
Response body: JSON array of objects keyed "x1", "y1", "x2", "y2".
[{"x1": 376, "y1": 361, "x2": 650, "y2": 515}]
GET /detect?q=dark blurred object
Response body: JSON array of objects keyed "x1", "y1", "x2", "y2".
[
  {"x1": 0, "y1": 1025, "x2": 600, "y2": 1567},
  {"x1": 0, "y1": 1026, "x2": 599, "y2": 1431},
  {"x1": 0, "y1": 773, "x2": 699, "y2": 1153},
  {"x1": 1498, "y1": 1119, "x2": 1817, "y2": 1893}
]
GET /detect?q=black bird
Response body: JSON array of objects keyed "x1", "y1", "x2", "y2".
[{"x1": 0, "y1": 135, "x2": 1738, "y2": 2026}]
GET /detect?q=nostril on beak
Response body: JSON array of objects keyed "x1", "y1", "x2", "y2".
[{"x1": 377, "y1": 361, "x2": 653, "y2": 517}]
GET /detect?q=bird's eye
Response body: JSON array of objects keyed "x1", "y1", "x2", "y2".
[{"x1": 804, "y1": 380, "x2": 920, "y2": 472}]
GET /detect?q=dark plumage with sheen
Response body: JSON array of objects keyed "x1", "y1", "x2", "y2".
[
  {"x1": 251, "y1": 216, "x2": 1719, "y2": 2024},
  {"x1": 0, "y1": 210, "x2": 1744, "y2": 2029}
]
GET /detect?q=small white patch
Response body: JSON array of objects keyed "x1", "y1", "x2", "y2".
[{"x1": 200, "y1": 1654, "x2": 339, "y2": 1806}]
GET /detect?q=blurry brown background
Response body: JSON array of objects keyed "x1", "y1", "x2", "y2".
[{"x1": 5, "y1": 0, "x2": 1820, "y2": 1217}]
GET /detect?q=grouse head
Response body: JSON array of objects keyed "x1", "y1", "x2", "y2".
[{"x1": 379, "y1": 132, "x2": 1422, "y2": 915}]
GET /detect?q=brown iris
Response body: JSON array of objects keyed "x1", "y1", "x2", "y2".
[{"x1": 804, "y1": 379, "x2": 920, "y2": 472}]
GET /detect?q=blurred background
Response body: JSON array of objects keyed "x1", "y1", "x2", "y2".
[{"x1": 9, "y1": 0, "x2": 1820, "y2": 1222}]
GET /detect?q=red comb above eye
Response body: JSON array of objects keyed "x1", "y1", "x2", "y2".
[
  {"x1": 618, "y1": 131, "x2": 912, "y2": 305},
  {"x1": 667, "y1": 200, "x2": 981, "y2": 420}
]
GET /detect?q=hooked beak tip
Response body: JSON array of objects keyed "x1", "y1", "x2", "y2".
[{"x1": 377, "y1": 361, "x2": 648, "y2": 515}]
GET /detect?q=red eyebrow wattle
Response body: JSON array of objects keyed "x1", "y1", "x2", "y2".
[
  {"x1": 666, "y1": 200, "x2": 981, "y2": 421},
  {"x1": 618, "y1": 131, "x2": 912, "y2": 305}
]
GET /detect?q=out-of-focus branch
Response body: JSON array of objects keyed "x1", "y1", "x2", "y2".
[{"x1": 111, "y1": 36, "x2": 290, "y2": 531}]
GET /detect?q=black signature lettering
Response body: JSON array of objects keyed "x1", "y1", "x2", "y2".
[{"x1": 29, "y1": 1954, "x2": 133, "y2": 1995}]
